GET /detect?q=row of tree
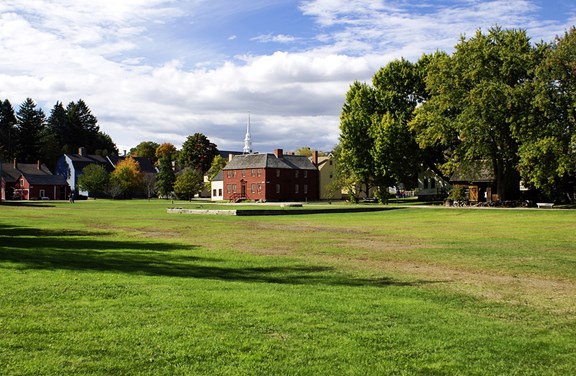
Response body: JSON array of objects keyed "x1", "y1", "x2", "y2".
[
  {"x1": 338, "y1": 26, "x2": 576, "y2": 203},
  {"x1": 77, "y1": 133, "x2": 221, "y2": 199},
  {"x1": 0, "y1": 98, "x2": 118, "y2": 168}
]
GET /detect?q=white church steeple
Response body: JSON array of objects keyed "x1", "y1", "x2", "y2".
[{"x1": 243, "y1": 112, "x2": 253, "y2": 154}]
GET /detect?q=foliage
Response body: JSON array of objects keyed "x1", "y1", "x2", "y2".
[
  {"x1": 155, "y1": 142, "x2": 177, "y2": 161},
  {"x1": 15, "y1": 98, "x2": 46, "y2": 163},
  {"x1": 77, "y1": 164, "x2": 109, "y2": 197},
  {"x1": 178, "y1": 133, "x2": 219, "y2": 174},
  {"x1": 207, "y1": 155, "x2": 227, "y2": 180},
  {"x1": 411, "y1": 27, "x2": 538, "y2": 200},
  {"x1": 516, "y1": 27, "x2": 576, "y2": 201},
  {"x1": 109, "y1": 157, "x2": 143, "y2": 198},
  {"x1": 130, "y1": 141, "x2": 160, "y2": 164},
  {"x1": 155, "y1": 156, "x2": 175, "y2": 198},
  {"x1": 294, "y1": 146, "x2": 313, "y2": 156},
  {"x1": 448, "y1": 185, "x2": 468, "y2": 201},
  {"x1": 173, "y1": 168, "x2": 202, "y2": 200},
  {"x1": 0, "y1": 99, "x2": 17, "y2": 160},
  {"x1": 338, "y1": 81, "x2": 377, "y2": 196}
]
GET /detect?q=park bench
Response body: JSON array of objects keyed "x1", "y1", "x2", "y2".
[{"x1": 536, "y1": 202, "x2": 554, "y2": 208}]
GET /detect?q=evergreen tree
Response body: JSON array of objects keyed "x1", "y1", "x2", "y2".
[
  {"x1": 0, "y1": 99, "x2": 17, "y2": 160},
  {"x1": 15, "y1": 98, "x2": 46, "y2": 162},
  {"x1": 156, "y1": 156, "x2": 176, "y2": 198}
]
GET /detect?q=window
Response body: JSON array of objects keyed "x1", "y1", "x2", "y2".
[
  {"x1": 242, "y1": 170, "x2": 246, "y2": 177},
  {"x1": 226, "y1": 171, "x2": 231, "y2": 178},
  {"x1": 304, "y1": 184, "x2": 308, "y2": 194},
  {"x1": 20, "y1": 179, "x2": 24, "y2": 187},
  {"x1": 233, "y1": 171, "x2": 237, "y2": 178},
  {"x1": 212, "y1": 189, "x2": 216, "y2": 196},
  {"x1": 232, "y1": 184, "x2": 237, "y2": 193},
  {"x1": 39, "y1": 189, "x2": 45, "y2": 198},
  {"x1": 431, "y1": 178, "x2": 436, "y2": 189},
  {"x1": 295, "y1": 184, "x2": 299, "y2": 194},
  {"x1": 251, "y1": 183, "x2": 256, "y2": 193},
  {"x1": 257, "y1": 184, "x2": 262, "y2": 192},
  {"x1": 226, "y1": 184, "x2": 231, "y2": 193},
  {"x1": 218, "y1": 188, "x2": 222, "y2": 196},
  {"x1": 276, "y1": 169, "x2": 280, "y2": 177},
  {"x1": 251, "y1": 169, "x2": 255, "y2": 177},
  {"x1": 257, "y1": 169, "x2": 261, "y2": 177},
  {"x1": 295, "y1": 170, "x2": 299, "y2": 178},
  {"x1": 276, "y1": 184, "x2": 281, "y2": 194},
  {"x1": 423, "y1": 178, "x2": 429, "y2": 189},
  {"x1": 329, "y1": 160, "x2": 333, "y2": 165},
  {"x1": 304, "y1": 171, "x2": 308, "y2": 178}
]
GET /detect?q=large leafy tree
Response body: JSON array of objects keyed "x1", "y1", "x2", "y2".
[
  {"x1": 130, "y1": 141, "x2": 160, "y2": 164},
  {"x1": 174, "y1": 168, "x2": 202, "y2": 200},
  {"x1": 110, "y1": 157, "x2": 143, "y2": 198},
  {"x1": 156, "y1": 142, "x2": 178, "y2": 160},
  {"x1": 338, "y1": 81, "x2": 377, "y2": 197},
  {"x1": 516, "y1": 27, "x2": 576, "y2": 201},
  {"x1": 0, "y1": 99, "x2": 17, "y2": 160},
  {"x1": 411, "y1": 27, "x2": 539, "y2": 200},
  {"x1": 178, "y1": 133, "x2": 218, "y2": 174},
  {"x1": 15, "y1": 98, "x2": 46, "y2": 162},
  {"x1": 77, "y1": 164, "x2": 109, "y2": 197}
]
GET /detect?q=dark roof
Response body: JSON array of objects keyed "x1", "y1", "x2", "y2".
[
  {"x1": 65, "y1": 154, "x2": 115, "y2": 173},
  {"x1": 450, "y1": 161, "x2": 495, "y2": 183},
  {"x1": 223, "y1": 153, "x2": 318, "y2": 171},
  {"x1": 211, "y1": 171, "x2": 224, "y2": 181},
  {"x1": 1, "y1": 162, "x2": 52, "y2": 183},
  {"x1": 24, "y1": 174, "x2": 67, "y2": 185}
]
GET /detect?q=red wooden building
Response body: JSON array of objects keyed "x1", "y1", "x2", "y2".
[
  {"x1": 222, "y1": 149, "x2": 319, "y2": 202},
  {"x1": 1, "y1": 160, "x2": 69, "y2": 201}
]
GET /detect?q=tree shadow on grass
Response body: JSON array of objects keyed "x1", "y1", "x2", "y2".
[{"x1": 0, "y1": 223, "x2": 439, "y2": 287}]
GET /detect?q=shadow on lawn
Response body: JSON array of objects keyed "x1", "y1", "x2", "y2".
[{"x1": 0, "y1": 223, "x2": 436, "y2": 287}]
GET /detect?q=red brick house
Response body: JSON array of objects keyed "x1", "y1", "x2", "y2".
[
  {"x1": 222, "y1": 149, "x2": 319, "y2": 202},
  {"x1": 1, "y1": 160, "x2": 69, "y2": 201}
]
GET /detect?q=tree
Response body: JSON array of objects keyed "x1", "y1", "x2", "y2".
[
  {"x1": 156, "y1": 142, "x2": 177, "y2": 160},
  {"x1": 0, "y1": 99, "x2": 17, "y2": 160},
  {"x1": 77, "y1": 164, "x2": 109, "y2": 197},
  {"x1": 156, "y1": 156, "x2": 176, "y2": 198},
  {"x1": 338, "y1": 81, "x2": 378, "y2": 197},
  {"x1": 411, "y1": 27, "x2": 539, "y2": 200},
  {"x1": 516, "y1": 27, "x2": 576, "y2": 201},
  {"x1": 178, "y1": 133, "x2": 219, "y2": 174},
  {"x1": 15, "y1": 98, "x2": 46, "y2": 162},
  {"x1": 207, "y1": 154, "x2": 227, "y2": 180},
  {"x1": 130, "y1": 141, "x2": 160, "y2": 164},
  {"x1": 109, "y1": 157, "x2": 143, "y2": 198},
  {"x1": 174, "y1": 168, "x2": 202, "y2": 200}
]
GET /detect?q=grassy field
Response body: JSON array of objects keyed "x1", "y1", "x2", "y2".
[{"x1": 0, "y1": 200, "x2": 575, "y2": 375}]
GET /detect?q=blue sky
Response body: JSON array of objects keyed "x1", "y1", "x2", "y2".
[{"x1": 0, "y1": 0, "x2": 575, "y2": 154}]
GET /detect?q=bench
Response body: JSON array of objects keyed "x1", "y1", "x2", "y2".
[{"x1": 536, "y1": 202, "x2": 554, "y2": 208}]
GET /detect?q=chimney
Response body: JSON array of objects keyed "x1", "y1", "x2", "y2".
[
  {"x1": 13, "y1": 158, "x2": 17, "y2": 169},
  {"x1": 229, "y1": 153, "x2": 234, "y2": 162},
  {"x1": 311, "y1": 150, "x2": 319, "y2": 166},
  {"x1": 78, "y1": 147, "x2": 86, "y2": 156},
  {"x1": 274, "y1": 148, "x2": 283, "y2": 159},
  {"x1": 37, "y1": 160, "x2": 41, "y2": 170}
]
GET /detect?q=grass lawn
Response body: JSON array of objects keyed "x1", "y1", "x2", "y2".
[{"x1": 0, "y1": 200, "x2": 575, "y2": 375}]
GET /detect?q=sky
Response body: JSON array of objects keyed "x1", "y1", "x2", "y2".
[{"x1": 0, "y1": 0, "x2": 575, "y2": 154}]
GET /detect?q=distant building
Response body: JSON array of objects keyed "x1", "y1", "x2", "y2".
[
  {"x1": 222, "y1": 148, "x2": 319, "y2": 202},
  {"x1": 1, "y1": 160, "x2": 69, "y2": 200}
]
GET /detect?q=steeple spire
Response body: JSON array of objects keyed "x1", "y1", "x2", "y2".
[{"x1": 243, "y1": 112, "x2": 252, "y2": 154}]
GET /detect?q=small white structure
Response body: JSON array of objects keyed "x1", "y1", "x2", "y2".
[
  {"x1": 418, "y1": 167, "x2": 451, "y2": 201},
  {"x1": 210, "y1": 172, "x2": 224, "y2": 201}
]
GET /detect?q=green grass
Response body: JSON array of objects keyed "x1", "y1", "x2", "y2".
[{"x1": 1, "y1": 200, "x2": 575, "y2": 375}]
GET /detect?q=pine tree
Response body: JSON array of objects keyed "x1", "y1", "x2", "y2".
[
  {"x1": 0, "y1": 99, "x2": 17, "y2": 160},
  {"x1": 15, "y1": 98, "x2": 45, "y2": 162}
]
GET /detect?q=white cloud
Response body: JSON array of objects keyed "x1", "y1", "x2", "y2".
[{"x1": 0, "y1": 0, "x2": 574, "y2": 154}]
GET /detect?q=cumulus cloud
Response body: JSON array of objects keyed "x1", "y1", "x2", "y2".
[{"x1": 0, "y1": 0, "x2": 574, "y2": 153}]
